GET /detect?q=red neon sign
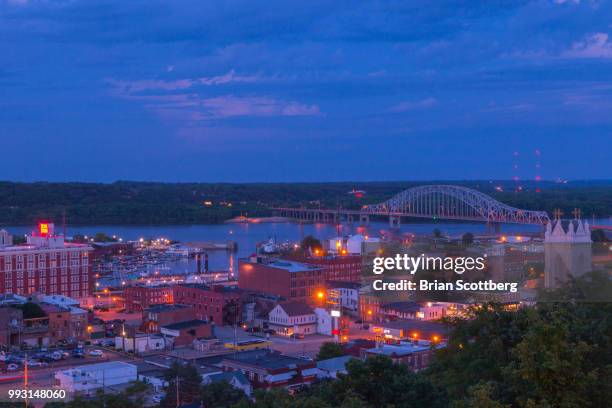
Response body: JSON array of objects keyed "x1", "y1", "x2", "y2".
[{"x1": 39, "y1": 223, "x2": 49, "y2": 237}]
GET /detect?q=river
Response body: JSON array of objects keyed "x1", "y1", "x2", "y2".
[{"x1": 4, "y1": 218, "x2": 610, "y2": 273}]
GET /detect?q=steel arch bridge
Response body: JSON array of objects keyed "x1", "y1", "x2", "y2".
[
  {"x1": 362, "y1": 185, "x2": 549, "y2": 225},
  {"x1": 272, "y1": 185, "x2": 550, "y2": 226}
]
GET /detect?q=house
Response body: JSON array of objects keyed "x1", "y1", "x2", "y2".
[
  {"x1": 219, "y1": 350, "x2": 318, "y2": 390},
  {"x1": 316, "y1": 355, "x2": 353, "y2": 379},
  {"x1": 55, "y1": 361, "x2": 137, "y2": 394},
  {"x1": 203, "y1": 371, "x2": 252, "y2": 397},
  {"x1": 160, "y1": 319, "x2": 212, "y2": 347},
  {"x1": 268, "y1": 302, "x2": 316, "y2": 336}
]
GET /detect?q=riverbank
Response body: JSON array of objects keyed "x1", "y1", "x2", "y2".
[{"x1": 224, "y1": 216, "x2": 292, "y2": 223}]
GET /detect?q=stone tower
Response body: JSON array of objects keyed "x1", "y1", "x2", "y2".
[{"x1": 544, "y1": 214, "x2": 592, "y2": 289}]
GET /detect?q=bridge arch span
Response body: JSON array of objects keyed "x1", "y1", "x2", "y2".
[{"x1": 363, "y1": 185, "x2": 549, "y2": 225}]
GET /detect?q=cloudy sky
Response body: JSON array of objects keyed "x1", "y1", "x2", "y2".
[{"x1": 1, "y1": 0, "x2": 611, "y2": 182}]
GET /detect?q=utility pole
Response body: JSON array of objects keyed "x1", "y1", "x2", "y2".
[
  {"x1": 175, "y1": 375, "x2": 180, "y2": 408},
  {"x1": 24, "y1": 351, "x2": 28, "y2": 408}
]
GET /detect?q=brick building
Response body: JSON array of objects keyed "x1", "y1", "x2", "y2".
[
  {"x1": 172, "y1": 284, "x2": 242, "y2": 325},
  {"x1": 361, "y1": 340, "x2": 444, "y2": 372},
  {"x1": 160, "y1": 320, "x2": 212, "y2": 347},
  {"x1": 41, "y1": 304, "x2": 71, "y2": 344},
  {"x1": 123, "y1": 285, "x2": 174, "y2": 313},
  {"x1": 0, "y1": 223, "x2": 93, "y2": 299},
  {"x1": 287, "y1": 254, "x2": 363, "y2": 283},
  {"x1": 143, "y1": 304, "x2": 196, "y2": 333},
  {"x1": 238, "y1": 259, "x2": 325, "y2": 306}
]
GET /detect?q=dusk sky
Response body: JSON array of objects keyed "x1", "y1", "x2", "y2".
[{"x1": 1, "y1": 0, "x2": 611, "y2": 182}]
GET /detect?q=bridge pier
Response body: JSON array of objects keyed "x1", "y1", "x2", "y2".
[
  {"x1": 389, "y1": 216, "x2": 401, "y2": 228},
  {"x1": 313, "y1": 212, "x2": 320, "y2": 223},
  {"x1": 347, "y1": 215, "x2": 354, "y2": 224},
  {"x1": 359, "y1": 215, "x2": 369, "y2": 225},
  {"x1": 487, "y1": 222, "x2": 501, "y2": 234}
]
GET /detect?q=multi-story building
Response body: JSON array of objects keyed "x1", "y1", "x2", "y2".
[
  {"x1": 268, "y1": 302, "x2": 316, "y2": 336},
  {"x1": 326, "y1": 281, "x2": 361, "y2": 315},
  {"x1": 123, "y1": 285, "x2": 174, "y2": 313},
  {"x1": 286, "y1": 253, "x2": 363, "y2": 283},
  {"x1": 239, "y1": 258, "x2": 325, "y2": 305},
  {"x1": 0, "y1": 223, "x2": 93, "y2": 299},
  {"x1": 41, "y1": 304, "x2": 71, "y2": 344},
  {"x1": 38, "y1": 295, "x2": 89, "y2": 340},
  {"x1": 172, "y1": 284, "x2": 242, "y2": 325},
  {"x1": 142, "y1": 304, "x2": 196, "y2": 333}
]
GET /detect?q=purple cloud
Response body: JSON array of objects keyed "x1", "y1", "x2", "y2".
[{"x1": 563, "y1": 33, "x2": 612, "y2": 59}]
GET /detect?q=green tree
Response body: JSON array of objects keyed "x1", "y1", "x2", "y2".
[
  {"x1": 200, "y1": 381, "x2": 248, "y2": 407},
  {"x1": 461, "y1": 232, "x2": 474, "y2": 245},
  {"x1": 316, "y1": 342, "x2": 345, "y2": 361},
  {"x1": 17, "y1": 302, "x2": 46, "y2": 319},
  {"x1": 161, "y1": 363, "x2": 202, "y2": 407},
  {"x1": 332, "y1": 356, "x2": 446, "y2": 407}
]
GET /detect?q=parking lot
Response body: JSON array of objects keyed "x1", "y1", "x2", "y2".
[{"x1": 0, "y1": 344, "x2": 138, "y2": 404}]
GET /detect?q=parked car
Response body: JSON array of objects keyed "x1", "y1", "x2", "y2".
[
  {"x1": 88, "y1": 349, "x2": 104, "y2": 357},
  {"x1": 151, "y1": 394, "x2": 164, "y2": 404},
  {"x1": 7, "y1": 363, "x2": 19, "y2": 371},
  {"x1": 72, "y1": 350, "x2": 85, "y2": 358},
  {"x1": 290, "y1": 333, "x2": 305, "y2": 339},
  {"x1": 263, "y1": 329, "x2": 276, "y2": 335},
  {"x1": 27, "y1": 360, "x2": 41, "y2": 367},
  {"x1": 50, "y1": 351, "x2": 63, "y2": 361},
  {"x1": 246, "y1": 327, "x2": 261, "y2": 333}
]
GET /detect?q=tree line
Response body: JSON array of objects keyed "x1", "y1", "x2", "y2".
[{"x1": 0, "y1": 180, "x2": 610, "y2": 225}]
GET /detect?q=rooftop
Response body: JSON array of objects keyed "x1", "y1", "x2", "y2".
[
  {"x1": 373, "y1": 320, "x2": 450, "y2": 338},
  {"x1": 145, "y1": 304, "x2": 192, "y2": 313},
  {"x1": 60, "y1": 361, "x2": 136, "y2": 375},
  {"x1": 365, "y1": 340, "x2": 445, "y2": 356},
  {"x1": 222, "y1": 350, "x2": 313, "y2": 370},
  {"x1": 316, "y1": 355, "x2": 353, "y2": 372},
  {"x1": 177, "y1": 283, "x2": 242, "y2": 294},
  {"x1": 277, "y1": 301, "x2": 314, "y2": 316},
  {"x1": 207, "y1": 371, "x2": 250, "y2": 386},
  {"x1": 381, "y1": 301, "x2": 422, "y2": 314},
  {"x1": 326, "y1": 281, "x2": 362, "y2": 290},
  {"x1": 161, "y1": 319, "x2": 209, "y2": 331},
  {"x1": 253, "y1": 259, "x2": 322, "y2": 273}
]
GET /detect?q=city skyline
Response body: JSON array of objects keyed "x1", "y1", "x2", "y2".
[{"x1": 2, "y1": 1, "x2": 612, "y2": 182}]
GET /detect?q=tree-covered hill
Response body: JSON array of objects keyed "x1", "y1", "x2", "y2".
[{"x1": 1, "y1": 180, "x2": 610, "y2": 225}]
